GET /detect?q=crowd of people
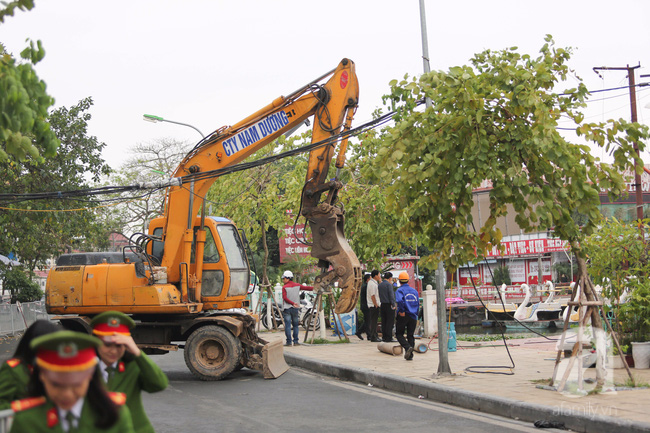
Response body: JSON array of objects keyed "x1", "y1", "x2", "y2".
[
  {"x1": 279, "y1": 267, "x2": 421, "y2": 360},
  {"x1": 0, "y1": 311, "x2": 168, "y2": 433},
  {"x1": 355, "y1": 270, "x2": 420, "y2": 361}
]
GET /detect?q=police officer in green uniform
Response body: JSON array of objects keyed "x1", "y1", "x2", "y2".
[
  {"x1": 91, "y1": 311, "x2": 168, "y2": 433},
  {"x1": 0, "y1": 319, "x2": 59, "y2": 409},
  {"x1": 10, "y1": 330, "x2": 135, "y2": 432}
]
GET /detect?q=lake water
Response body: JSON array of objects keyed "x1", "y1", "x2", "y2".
[{"x1": 455, "y1": 323, "x2": 566, "y2": 337}]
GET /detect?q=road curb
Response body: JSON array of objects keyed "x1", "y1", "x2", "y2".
[{"x1": 284, "y1": 352, "x2": 650, "y2": 433}]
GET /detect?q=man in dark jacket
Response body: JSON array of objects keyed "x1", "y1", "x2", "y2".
[
  {"x1": 355, "y1": 273, "x2": 371, "y2": 340},
  {"x1": 366, "y1": 270, "x2": 381, "y2": 342},
  {"x1": 378, "y1": 272, "x2": 396, "y2": 342}
]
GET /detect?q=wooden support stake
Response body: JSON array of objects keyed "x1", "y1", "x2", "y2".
[
  {"x1": 552, "y1": 255, "x2": 630, "y2": 393},
  {"x1": 550, "y1": 280, "x2": 579, "y2": 387}
]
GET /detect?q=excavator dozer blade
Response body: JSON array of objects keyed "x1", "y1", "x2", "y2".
[{"x1": 262, "y1": 339, "x2": 290, "y2": 379}]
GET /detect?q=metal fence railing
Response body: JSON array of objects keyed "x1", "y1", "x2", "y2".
[
  {"x1": 0, "y1": 409, "x2": 12, "y2": 432},
  {"x1": 0, "y1": 301, "x2": 49, "y2": 336}
]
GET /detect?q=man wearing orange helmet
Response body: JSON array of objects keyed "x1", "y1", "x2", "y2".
[{"x1": 395, "y1": 272, "x2": 420, "y2": 361}]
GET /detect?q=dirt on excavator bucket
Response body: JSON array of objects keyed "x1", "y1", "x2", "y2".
[
  {"x1": 308, "y1": 204, "x2": 362, "y2": 314},
  {"x1": 335, "y1": 284, "x2": 360, "y2": 314},
  {"x1": 261, "y1": 339, "x2": 289, "y2": 379}
]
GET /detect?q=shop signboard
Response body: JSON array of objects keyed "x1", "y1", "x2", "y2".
[
  {"x1": 485, "y1": 238, "x2": 569, "y2": 257},
  {"x1": 279, "y1": 224, "x2": 312, "y2": 263}
]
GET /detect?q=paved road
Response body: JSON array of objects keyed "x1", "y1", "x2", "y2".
[
  {"x1": 1, "y1": 334, "x2": 563, "y2": 432},
  {"x1": 144, "y1": 351, "x2": 559, "y2": 433}
]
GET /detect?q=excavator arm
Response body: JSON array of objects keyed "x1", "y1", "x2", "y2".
[{"x1": 161, "y1": 58, "x2": 361, "y2": 313}]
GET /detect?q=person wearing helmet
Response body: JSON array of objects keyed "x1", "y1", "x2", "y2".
[
  {"x1": 281, "y1": 270, "x2": 313, "y2": 346},
  {"x1": 395, "y1": 271, "x2": 419, "y2": 361}
]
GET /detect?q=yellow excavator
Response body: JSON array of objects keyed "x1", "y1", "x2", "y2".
[{"x1": 46, "y1": 59, "x2": 362, "y2": 380}]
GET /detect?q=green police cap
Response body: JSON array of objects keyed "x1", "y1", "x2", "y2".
[
  {"x1": 90, "y1": 311, "x2": 136, "y2": 337},
  {"x1": 30, "y1": 330, "x2": 101, "y2": 372}
]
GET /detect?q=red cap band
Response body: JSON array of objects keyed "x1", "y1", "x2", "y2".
[
  {"x1": 36, "y1": 346, "x2": 98, "y2": 372},
  {"x1": 92, "y1": 322, "x2": 131, "y2": 337}
]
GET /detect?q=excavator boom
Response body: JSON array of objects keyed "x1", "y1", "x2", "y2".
[{"x1": 161, "y1": 58, "x2": 361, "y2": 312}]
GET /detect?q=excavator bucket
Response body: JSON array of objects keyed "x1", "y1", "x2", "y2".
[
  {"x1": 261, "y1": 339, "x2": 289, "y2": 379},
  {"x1": 308, "y1": 204, "x2": 362, "y2": 314}
]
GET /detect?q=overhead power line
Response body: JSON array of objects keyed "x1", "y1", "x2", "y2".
[
  {"x1": 1, "y1": 81, "x2": 645, "y2": 209},
  {"x1": 0, "y1": 106, "x2": 403, "y2": 208}
]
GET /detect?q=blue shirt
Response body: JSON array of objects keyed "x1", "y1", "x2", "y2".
[{"x1": 396, "y1": 283, "x2": 419, "y2": 320}]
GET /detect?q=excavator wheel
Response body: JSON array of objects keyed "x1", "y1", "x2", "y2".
[{"x1": 184, "y1": 325, "x2": 242, "y2": 381}]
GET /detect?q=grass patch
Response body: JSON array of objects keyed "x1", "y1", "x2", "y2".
[
  {"x1": 615, "y1": 376, "x2": 650, "y2": 388},
  {"x1": 307, "y1": 338, "x2": 350, "y2": 345},
  {"x1": 531, "y1": 378, "x2": 552, "y2": 385}
]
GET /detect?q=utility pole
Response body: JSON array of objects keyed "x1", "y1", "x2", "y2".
[
  {"x1": 418, "y1": 0, "x2": 452, "y2": 376},
  {"x1": 593, "y1": 64, "x2": 644, "y2": 222}
]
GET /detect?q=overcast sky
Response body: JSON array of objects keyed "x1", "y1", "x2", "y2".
[{"x1": 2, "y1": 1, "x2": 649, "y2": 170}]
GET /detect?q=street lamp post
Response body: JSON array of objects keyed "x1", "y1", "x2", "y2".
[
  {"x1": 143, "y1": 114, "x2": 205, "y2": 139},
  {"x1": 419, "y1": 0, "x2": 452, "y2": 377}
]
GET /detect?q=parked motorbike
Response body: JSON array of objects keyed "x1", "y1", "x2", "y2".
[
  {"x1": 260, "y1": 303, "x2": 284, "y2": 330},
  {"x1": 260, "y1": 291, "x2": 321, "y2": 331},
  {"x1": 300, "y1": 291, "x2": 320, "y2": 331}
]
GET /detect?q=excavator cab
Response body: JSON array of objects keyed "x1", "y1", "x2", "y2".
[{"x1": 148, "y1": 216, "x2": 251, "y2": 309}]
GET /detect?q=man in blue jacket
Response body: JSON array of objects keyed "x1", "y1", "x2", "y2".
[{"x1": 395, "y1": 272, "x2": 420, "y2": 361}]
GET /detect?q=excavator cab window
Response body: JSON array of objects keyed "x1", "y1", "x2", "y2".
[
  {"x1": 190, "y1": 227, "x2": 220, "y2": 264},
  {"x1": 190, "y1": 225, "x2": 225, "y2": 297},
  {"x1": 216, "y1": 224, "x2": 249, "y2": 297},
  {"x1": 151, "y1": 227, "x2": 164, "y2": 263}
]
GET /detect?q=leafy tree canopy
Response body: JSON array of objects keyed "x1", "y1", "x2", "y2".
[
  {"x1": 583, "y1": 218, "x2": 650, "y2": 342},
  {"x1": 0, "y1": 265, "x2": 42, "y2": 303},
  {"x1": 0, "y1": 98, "x2": 113, "y2": 269},
  {"x1": 337, "y1": 127, "x2": 410, "y2": 265},
  {"x1": 0, "y1": 0, "x2": 34, "y2": 23},
  {"x1": 374, "y1": 35, "x2": 649, "y2": 273},
  {"x1": 1, "y1": 0, "x2": 59, "y2": 162}
]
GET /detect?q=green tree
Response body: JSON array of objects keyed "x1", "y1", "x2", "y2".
[
  {"x1": 492, "y1": 265, "x2": 511, "y2": 286},
  {"x1": 0, "y1": 98, "x2": 113, "y2": 269},
  {"x1": 0, "y1": 0, "x2": 36, "y2": 23},
  {"x1": 552, "y1": 261, "x2": 575, "y2": 283},
  {"x1": 375, "y1": 36, "x2": 649, "y2": 273},
  {"x1": 582, "y1": 218, "x2": 650, "y2": 342},
  {"x1": 0, "y1": 1, "x2": 59, "y2": 162},
  {"x1": 373, "y1": 37, "x2": 650, "y2": 386},
  {"x1": 337, "y1": 127, "x2": 408, "y2": 266},
  {"x1": 0, "y1": 265, "x2": 42, "y2": 303}
]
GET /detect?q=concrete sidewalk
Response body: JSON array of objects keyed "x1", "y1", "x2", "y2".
[{"x1": 262, "y1": 329, "x2": 650, "y2": 433}]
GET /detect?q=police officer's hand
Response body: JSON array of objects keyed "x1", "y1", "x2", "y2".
[
  {"x1": 398, "y1": 312, "x2": 405, "y2": 317},
  {"x1": 107, "y1": 333, "x2": 141, "y2": 357}
]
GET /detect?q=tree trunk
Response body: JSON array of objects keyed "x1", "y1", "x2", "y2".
[{"x1": 260, "y1": 218, "x2": 270, "y2": 286}]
